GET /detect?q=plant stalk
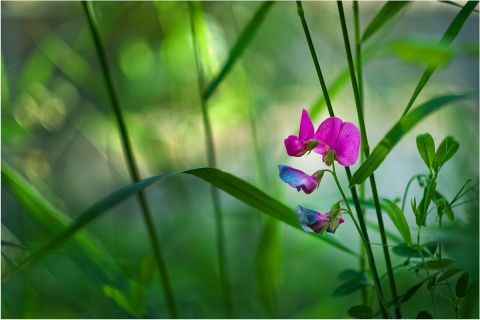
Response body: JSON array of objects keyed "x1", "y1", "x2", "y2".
[
  {"x1": 82, "y1": 2, "x2": 178, "y2": 318},
  {"x1": 337, "y1": 1, "x2": 400, "y2": 317},
  {"x1": 296, "y1": 1, "x2": 386, "y2": 316}
]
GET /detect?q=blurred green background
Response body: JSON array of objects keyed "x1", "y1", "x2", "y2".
[{"x1": 2, "y1": 1, "x2": 478, "y2": 318}]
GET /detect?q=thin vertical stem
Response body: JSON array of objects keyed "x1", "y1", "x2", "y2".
[
  {"x1": 82, "y1": 2, "x2": 178, "y2": 318},
  {"x1": 296, "y1": 1, "x2": 386, "y2": 316},
  {"x1": 337, "y1": 2, "x2": 400, "y2": 318},
  {"x1": 188, "y1": 3, "x2": 232, "y2": 318},
  {"x1": 352, "y1": 1, "x2": 368, "y2": 307}
]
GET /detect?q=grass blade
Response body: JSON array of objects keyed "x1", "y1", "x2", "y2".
[
  {"x1": 401, "y1": 1, "x2": 478, "y2": 117},
  {"x1": 349, "y1": 94, "x2": 476, "y2": 187},
  {"x1": 202, "y1": 1, "x2": 274, "y2": 101},
  {"x1": 1, "y1": 161, "x2": 132, "y2": 294},
  {"x1": 6, "y1": 166, "x2": 357, "y2": 277},
  {"x1": 362, "y1": 1, "x2": 410, "y2": 43}
]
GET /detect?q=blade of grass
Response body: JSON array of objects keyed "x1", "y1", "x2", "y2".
[
  {"x1": 1, "y1": 162, "x2": 131, "y2": 292},
  {"x1": 296, "y1": 1, "x2": 387, "y2": 317},
  {"x1": 5, "y1": 165, "x2": 358, "y2": 279},
  {"x1": 188, "y1": 2, "x2": 232, "y2": 317},
  {"x1": 82, "y1": 2, "x2": 178, "y2": 318},
  {"x1": 401, "y1": 1, "x2": 478, "y2": 117},
  {"x1": 349, "y1": 94, "x2": 476, "y2": 187},
  {"x1": 202, "y1": 1, "x2": 274, "y2": 101},
  {"x1": 361, "y1": 1, "x2": 410, "y2": 43},
  {"x1": 337, "y1": 1, "x2": 400, "y2": 317}
]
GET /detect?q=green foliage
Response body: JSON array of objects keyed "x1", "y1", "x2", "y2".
[
  {"x1": 348, "y1": 305, "x2": 374, "y2": 319},
  {"x1": 416, "y1": 133, "x2": 435, "y2": 170},
  {"x1": 361, "y1": 2, "x2": 410, "y2": 43},
  {"x1": 382, "y1": 199, "x2": 411, "y2": 245}
]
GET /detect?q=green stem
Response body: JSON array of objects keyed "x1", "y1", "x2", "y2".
[
  {"x1": 188, "y1": 3, "x2": 232, "y2": 317},
  {"x1": 352, "y1": 0, "x2": 368, "y2": 307},
  {"x1": 296, "y1": 1, "x2": 386, "y2": 315},
  {"x1": 331, "y1": 163, "x2": 391, "y2": 318},
  {"x1": 336, "y1": 2, "x2": 400, "y2": 318},
  {"x1": 82, "y1": 2, "x2": 178, "y2": 318}
]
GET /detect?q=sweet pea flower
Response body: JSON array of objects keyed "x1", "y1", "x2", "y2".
[
  {"x1": 284, "y1": 109, "x2": 319, "y2": 157},
  {"x1": 278, "y1": 165, "x2": 324, "y2": 194},
  {"x1": 295, "y1": 205, "x2": 345, "y2": 234},
  {"x1": 314, "y1": 117, "x2": 360, "y2": 167}
]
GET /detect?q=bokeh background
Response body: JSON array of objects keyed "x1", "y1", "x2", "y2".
[{"x1": 2, "y1": 1, "x2": 478, "y2": 318}]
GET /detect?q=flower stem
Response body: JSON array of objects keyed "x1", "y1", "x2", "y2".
[
  {"x1": 82, "y1": 2, "x2": 178, "y2": 318},
  {"x1": 337, "y1": 2, "x2": 400, "y2": 317},
  {"x1": 296, "y1": 1, "x2": 386, "y2": 315},
  {"x1": 331, "y1": 163, "x2": 391, "y2": 318}
]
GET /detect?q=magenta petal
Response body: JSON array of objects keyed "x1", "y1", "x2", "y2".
[
  {"x1": 334, "y1": 122, "x2": 360, "y2": 166},
  {"x1": 299, "y1": 108, "x2": 315, "y2": 141},
  {"x1": 284, "y1": 136, "x2": 307, "y2": 157},
  {"x1": 314, "y1": 117, "x2": 343, "y2": 157},
  {"x1": 278, "y1": 165, "x2": 319, "y2": 194},
  {"x1": 314, "y1": 117, "x2": 360, "y2": 166}
]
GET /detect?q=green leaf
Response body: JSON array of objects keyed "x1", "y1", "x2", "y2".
[
  {"x1": 435, "y1": 191, "x2": 455, "y2": 221},
  {"x1": 412, "y1": 259, "x2": 454, "y2": 270},
  {"x1": 387, "y1": 38, "x2": 452, "y2": 67},
  {"x1": 416, "y1": 133, "x2": 435, "y2": 169},
  {"x1": 401, "y1": 1, "x2": 478, "y2": 117},
  {"x1": 1, "y1": 161, "x2": 132, "y2": 293},
  {"x1": 362, "y1": 2, "x2": 410, "y2": 43},
  {"x1": 338, "y1": 269, "x2": 366, "y2": 281},
  {"x1": 401, "y1": 281, "x2": 424, "y2": 303},
  {"x1": 456, "y1": 271, "x2": 470, "y2": 298},
  {"x1": 348, "y1": 305, "x2": 374, "y2": 319},
  {"x1": 349, "y1": 94, "x2": 474, "y2": 187},
  {"x1": 103, "y1": 282, "x2": 145, "y2": 318},
  {"x1": 6, "y1": 165, "x2": 356, "y2": 276},
  {"x1": 433, "y1": 135, "x2": 460, "y2": 171},
  {"x1": 202, "y1": 1, "x2": 274, "y2": 101},
  {"x1": 416, "y1": 310, "x2": 433, "y2": 318},
  {"x1": 392, "y1": 244, "x2": 427, "y2": 258},
  {"x1": 332, "y1": 278, "x2": 372, "y2": 296},
  {"x1": 437, "y1": 267, "x2": 464, "y2": 283},
  {"x1": 424, "y1": 241, "x2": 439, "y2": 257},
  {"x1": 382, "y1": 199, "x2": 411, "y2": 245}
]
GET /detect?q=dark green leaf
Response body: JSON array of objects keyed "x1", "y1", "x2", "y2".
[
  {"x1": 416, "y1": 310, "x2": 433, "y2": 318},
  {"x1": 437, "y1": 267, "x2": 464, "y2": 283},
  {"x1": 435, "y1": 191, "x2": 455, "y2": 221},
  {"x1": 103, "y1": 284, "x2": 142, "y2": 317},
  {"x1": 412, "y1": 259, "x2": 454, "y2": 270},
  {"x1": 392, "y1": 244, "x2": 427, "y2": 258},
  {"x1": 203, "y1": 1, "x2": 274, "y2": 101},
  {"x1": 348, "y1": 305, "x2": 374, "y2": 319},
  {"x1": 416, "y1": 133, "x2": 435, "y2": 169},
  {"x1": 427, "y1": 275, "x2": 437, "y2": 291},
  {"x1": 332, "y1": 279, "x2": 372, "y2": 296},
  {"x1": 401, "y1": 281, "x2": 424, "y2": 303},
  {"x1": 338, "y1": 269, "x2": 366, "y2": 281},
  {"x1": 383, "y1": 199, "x2": 411, "y2": 245},
  {"x1": 362, "y1": 2, "x2": 410, "y2": 43},
  {"x1": 434, "y1": 136, "x2": 460, "y2": 170},
  {"x1": 456, "y1": 271, "x2": 470, "y2": 298},
  {"x1": 350, "y1": 94, "x2": 474, "y2": 187},
  {"x1": 424, "y1": 241, "x2": 439, "y2": 257}
]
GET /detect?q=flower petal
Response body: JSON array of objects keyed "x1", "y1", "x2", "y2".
[
  {"x1": 284, "y1": 136, "x2": 308, "y2": 157},
  {"x1": 334, "y1": 122, "x2": 360, "y2": 166},
  {"x1": 278, "y1": 165, "x2": 319, "y2": 194},
  {"x1": 314, "y1": 117, "x2": 343, "y2": 157},
  {"x1": 299, "y1": 108, "x2": 315, "y2": 141},
  {"x1": 295, "y1": 205, "x2": 330, "y2": 233},
  {"x1": 327, "y1": 215, "x2": 345, "y2": 234}
]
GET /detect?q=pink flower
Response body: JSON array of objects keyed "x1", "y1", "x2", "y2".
[
  {"x1": 314, "y1": 117, "x2": 360, "y2": 166},
  {"x1": 284, "y1": 109, "x2": 319, "y2": 157},
  {"x1": 278, "y1": 165, "x2": 324, "y2": 194},
  {"x1": 295, "y1": 205, "x2": 345, "y2": 234}
]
